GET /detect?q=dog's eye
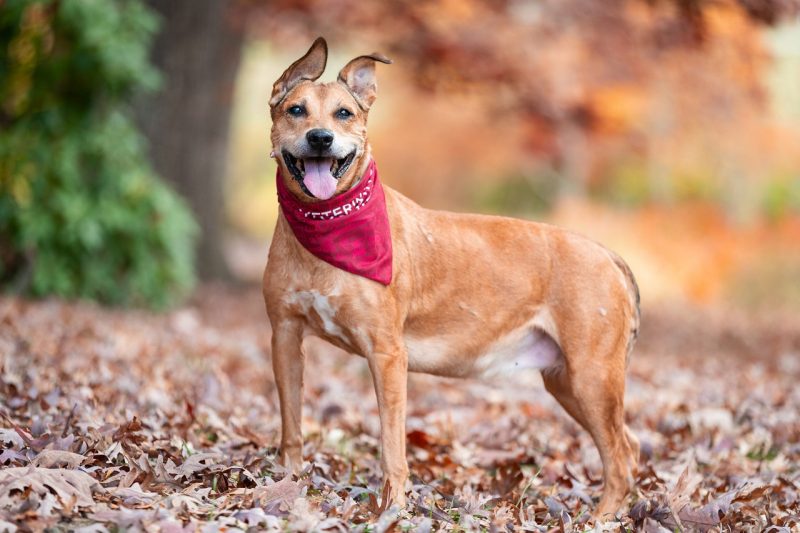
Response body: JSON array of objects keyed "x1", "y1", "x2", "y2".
[
  {"x1": 287, "y1": 105, "x2": 305, "y2": 117},
  {"x1": 335, "y1": 108, "x2": 353, "y2": 119}
]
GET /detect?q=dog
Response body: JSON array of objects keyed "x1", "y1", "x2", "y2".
[{"x1": 264, "y1": 37, "x2": 641, "y2": 519}]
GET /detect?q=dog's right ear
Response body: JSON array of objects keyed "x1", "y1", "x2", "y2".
[{"x1": 270, "y1": 37, "x2": 328, "y2": 108}]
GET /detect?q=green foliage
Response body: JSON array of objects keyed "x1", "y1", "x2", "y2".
[
  {"x1": 0, "y1": 0, "x2": 197, "y2": 308},
  {"x1": 594, "y1": 158, "x2": 651, "y2": 207},
  {"x1": 594, "y1": 158, "x2": 725, "y2": 207},
  {"x1": 746, "y1": 444, "x2": 779, "y2": 462},
  {"x1": 762, "y1": 175, "x2": 800, "y2": 220},
  {"x1": 473, "y1": 170, "x2": 559, "y2": 216},
  {"x1": 729, "y1": 254, "x2": 800, "y2": 311}
]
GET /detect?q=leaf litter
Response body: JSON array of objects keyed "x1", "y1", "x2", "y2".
[{"x1": 0, "y1": 289, "x2": 798, "y2": 531}]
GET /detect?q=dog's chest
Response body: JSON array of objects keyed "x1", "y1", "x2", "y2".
[
  {"x1": 284, "y1": 289, "x2": 349, "y2": 343},
  {"x1": 280, "y1": 285, "x2": 377, "y2": 356}
]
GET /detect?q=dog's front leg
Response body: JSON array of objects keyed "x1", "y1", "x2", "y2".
[
  {"x1": 367, "y1": 342, "x2": 409, "y2": 508},
  {"x1": 271, "y1": 320, "x2": 305, "y2": 474}
]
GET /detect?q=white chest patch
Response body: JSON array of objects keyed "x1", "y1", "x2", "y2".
[{"x1": 286, "y1": 290, "x2": 347, "y2": 342}]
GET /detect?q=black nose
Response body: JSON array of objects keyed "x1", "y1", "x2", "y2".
[{"x1": 306, "y1": 128, "x2": 334, "y2": 150}]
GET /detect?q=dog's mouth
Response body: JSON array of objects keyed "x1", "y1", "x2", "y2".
[{"x1": 282, "y1": 150, "x2": 356, "y2": 200}]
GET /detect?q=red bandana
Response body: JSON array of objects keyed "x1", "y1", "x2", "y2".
[{"x1": 276, "y1": 159, "x2": 393, "y2": 285}]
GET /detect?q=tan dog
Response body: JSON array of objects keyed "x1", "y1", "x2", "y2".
[{"x1": 264, "y1": 38, "x2": 641, "y2": 518}]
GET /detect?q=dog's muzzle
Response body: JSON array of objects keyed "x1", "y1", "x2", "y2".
[{"x1": 282, "y1": 149, "x2": 356, "y2": 199}]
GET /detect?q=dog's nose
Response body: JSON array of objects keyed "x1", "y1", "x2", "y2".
[{"x1": 306, "y1": 128, "x2": 334, "y2": 150}]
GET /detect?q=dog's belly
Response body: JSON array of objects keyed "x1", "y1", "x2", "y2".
[
  {"x1": 404, "y1": 322, "x2": 562, "y2": 379},
  {"x1": 472, "y1": 326, "x2": 562, "y2": 379}
]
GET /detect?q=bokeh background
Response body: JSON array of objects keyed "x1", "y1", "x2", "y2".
[
  {"x1": 2, "y1": 2, "x2": 800, "y2": 529},
  {"x1": 2, "y1": 0, "x2": 800, "y2": 311}
]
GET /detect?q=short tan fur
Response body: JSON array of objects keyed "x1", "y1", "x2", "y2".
[{"x1": 264, "y1": 38, "x2": 641, "y2": 519}]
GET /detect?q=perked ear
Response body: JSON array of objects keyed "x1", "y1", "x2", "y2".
[
  {"x1": 270, "y1": 37, "x2": 328, "y2": 107},
  {"x1": 337, "y1": 53, "x2": 392, "y2": 110}
]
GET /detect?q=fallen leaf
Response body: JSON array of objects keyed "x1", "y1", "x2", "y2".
[
  {"x1": 0, "y1": 467, "x2": 102, "y2": 510},
  {"x1": 254, "y1": 476, "x2": 302, "y2": 512},
  {"x1": 32, "y1": 449, "x2": 86, "y2": 469}
]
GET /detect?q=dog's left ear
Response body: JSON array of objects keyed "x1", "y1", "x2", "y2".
[{"x1": 337, "y1": 53, "x2": 392, "y2": 111}]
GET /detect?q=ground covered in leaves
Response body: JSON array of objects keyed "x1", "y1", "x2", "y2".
[{"x1": 1, "y1": 286, "x2": 799, "y2": 531}]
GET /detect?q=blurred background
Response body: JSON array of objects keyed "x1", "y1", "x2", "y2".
[{"x1": 2, "y1": 0, "x2": 800, "y2": 312}]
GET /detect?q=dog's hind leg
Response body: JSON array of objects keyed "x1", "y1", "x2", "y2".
[
  {"x1": 271, "y1": 319, "x2": 306, "y2": 474},
  {"x1": 541, "y1": 340, "x2": 639, "y2": 520}
]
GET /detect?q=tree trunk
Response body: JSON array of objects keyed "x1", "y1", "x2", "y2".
[{"x1": 137, "y1": 0, "x2": 244, "y2": 280}]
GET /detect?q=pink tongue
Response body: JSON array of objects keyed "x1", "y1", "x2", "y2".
[{"x1": 303, "y1": 158, "x2": 337, "y2": 199}]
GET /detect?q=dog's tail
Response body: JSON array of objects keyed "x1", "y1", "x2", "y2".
[{"x1": 608, "y1": 250, "x2": 640, "y2": 367}]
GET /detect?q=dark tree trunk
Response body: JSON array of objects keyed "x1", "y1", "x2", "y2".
[{"x1": 137, "y1": 0, "x2": 244, "y2": 280}]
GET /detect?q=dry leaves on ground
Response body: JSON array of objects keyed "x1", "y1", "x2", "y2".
[{"x1": 0, "y1": 287, "x2": 799, "y2": 531}]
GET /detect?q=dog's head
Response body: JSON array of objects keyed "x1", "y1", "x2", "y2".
[{"x1": 270, "y1": 38, "x2": 391, "y2": 201}]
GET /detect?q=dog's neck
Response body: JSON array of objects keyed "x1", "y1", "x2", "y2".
[
  {"x1": 275, "y1": 155, "x2": 393, "y2": 285},
  {"x1": 277, "y1": 157, "x2": 378, "y2": 218}
]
